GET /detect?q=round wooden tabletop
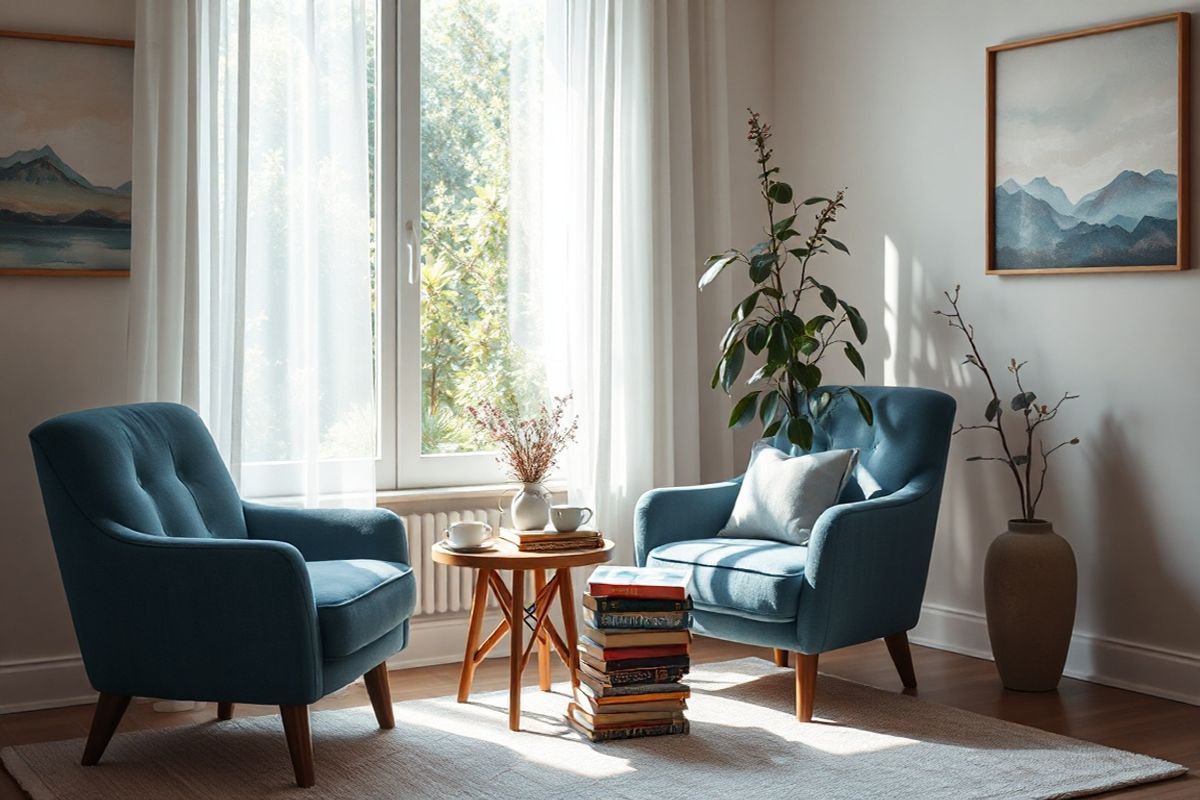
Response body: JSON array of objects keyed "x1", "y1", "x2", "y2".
[{"x1": 430, "y1": 537, "x2": 615, "y2": 570}]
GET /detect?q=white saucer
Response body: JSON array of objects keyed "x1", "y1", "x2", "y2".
[{"x1": 438, "y1": 539, "x2": 497, "y2": 554}]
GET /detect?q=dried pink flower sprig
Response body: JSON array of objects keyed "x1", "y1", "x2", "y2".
[{"x1": 467, "y1": 395, "x2": 579, "y2": 484}]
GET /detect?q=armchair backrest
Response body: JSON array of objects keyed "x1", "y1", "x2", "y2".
[
  {"x1": 29, "y1": 402, "x2": 247, "y2": 541},
  {"x1": 776, "y1": 386, "x2": 956, "y2": 497}
]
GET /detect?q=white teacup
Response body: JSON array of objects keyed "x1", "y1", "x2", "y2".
[
  {"x1": 446, "y1": 520, "x2": 493, "y2": 549},
  {"x1": 550, "y1": 505, "x2": 593, "y2": 532}
]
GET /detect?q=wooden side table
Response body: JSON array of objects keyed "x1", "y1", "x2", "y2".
[{"x1": 431, "y1": 538, "x2": 614, "y2": 730}]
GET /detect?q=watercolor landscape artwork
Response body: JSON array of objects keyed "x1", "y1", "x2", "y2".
[
  {"x1": 0, "y1": 32, "x2": 133, "y2": 276},
  {"x1": 987, "y1": 14, "x2": 1188, "y2": 274}
]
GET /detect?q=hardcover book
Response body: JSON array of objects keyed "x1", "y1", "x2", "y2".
[
  {"x1": 586, "y1": 565, "x2": 692, "y2": 600},
  {"x1": 578, "y1": 661, "x2": 689, "y2": 687},
  {"x1": 567, "y1": 705, "x2": 690, "y2": 741},
  {"x1": 577, "y1": 651, "x2": 691, "y2": 673},
  {"x1": 582, "y1": 594, "x2": 693, "y2": 613},
  {"x1": 577, "y1": 637, "x2": 688, "y2": 662},
  {"x1": 582, "y1": 608, "x2": 692, "y2": 630},
  {"x1": 580, "y1": 624, "x2": 691, "y2": 648},
  {"x1": 573, "y1": 688, "x2": 687, "y2": 715},
  {"x1": 576, "y1": 676, "x2": 691, "y2": 702}
]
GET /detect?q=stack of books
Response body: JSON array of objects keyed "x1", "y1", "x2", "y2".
[
  {"x1": 498, "y1": 527, "x2": 605, "y2": 552},
  {"x1": 567, "y1": 565, "x2": 693, "y2": 742}
]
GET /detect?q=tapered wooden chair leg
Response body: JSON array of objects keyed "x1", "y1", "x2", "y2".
[
  {"x1": 217, "y1": 702, "x2": 234, "y2": 721},
  {"x1": 795, "y1": 653, "x2": 818, "y2": 722},
  {"x1": 81, "y1": 692, "x2": 132, "y2": 766},
  {"x1": 280, "y1": 704, "x2": 315, "y2": 788},
  {"x1": 773, "y1": 648, "x2": 790, "y2": 667},
  {"x1": 884, "y1": 631, "x2": 918, "y2": 689},
  {"x1": 363, "y1": 661, "x2": 395, "y2": 729}
]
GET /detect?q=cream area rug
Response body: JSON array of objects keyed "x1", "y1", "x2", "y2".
[{"x1": 1, "y1": 658, "x2": 1185, "y2": 800}]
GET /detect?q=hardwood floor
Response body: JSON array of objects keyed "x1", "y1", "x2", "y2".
[{"x1": 0, "y1": 638, "x2": 1195, "y2": 798}]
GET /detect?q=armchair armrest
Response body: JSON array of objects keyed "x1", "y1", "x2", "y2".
[
  {"x1": 634, "y1": 479, "x2": 741, "y2": 565},
  {"x1": 796, "y1": 476, "x2": 942, "y2": 653},
  {"x1": 243, "y1": 503, "x2": 409, "y2": 564},
  {"x1": 74, "y1": 524, "x2": 323, "y2": 705}
]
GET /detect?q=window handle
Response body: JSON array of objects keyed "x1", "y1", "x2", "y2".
[{"x1": 406, "y1": 220, "x2": 416, "y2": 285}]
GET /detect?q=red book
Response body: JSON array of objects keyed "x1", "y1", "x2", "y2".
[
  {"x1": 586, "y1": 565, "x2": 691, "y2": 600},
  {"x1": 577, "y1": 638, "x2": 688, "y2": 662}
]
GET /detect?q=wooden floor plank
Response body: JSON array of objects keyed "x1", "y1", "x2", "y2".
[{"x1": 0, "y1": 638, "x2": 1194, "y2": 798}]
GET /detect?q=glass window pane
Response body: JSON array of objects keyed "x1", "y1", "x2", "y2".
[{"x1": 419, "y1": 0, "x2": 547, "y2": 455}]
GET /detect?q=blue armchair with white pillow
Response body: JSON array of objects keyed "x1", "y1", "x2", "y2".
[
  {"x1": 634, "y1": 386, "x2": 956, "y2": 720},
  {"x1": 29, "y1": 403, "x2": 416, "y2": 787}
]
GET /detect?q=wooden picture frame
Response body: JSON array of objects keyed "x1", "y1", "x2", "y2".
[
  {"x1": 986, "y1": 13, "x2": 1190, "y2": 275},
  {"x1": 0, "y1": 30, "x2": 134, "y2": 277}
]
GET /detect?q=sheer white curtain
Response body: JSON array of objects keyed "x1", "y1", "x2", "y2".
[
  {"x1": 530, "y1": 0, "x2": 729, "y2": 563},
  {"x1": 128, "y1": 0, "x2": 376, "y2": 508}
]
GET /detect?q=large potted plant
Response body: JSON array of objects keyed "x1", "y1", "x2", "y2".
[
  {"x1": 935, "y1": 286, "x2": 1081, "y2": 691},
  {"x1": 700, "y1": 109, "x2": 872, "y2": 445}
]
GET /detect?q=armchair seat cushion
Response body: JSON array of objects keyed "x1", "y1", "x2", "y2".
[
  {"x1": 307, "y1": 560, "x2": 416, "y2": 658},
  {"x1": 646, "y1": 538, "x2": 806, "y2": 623}
]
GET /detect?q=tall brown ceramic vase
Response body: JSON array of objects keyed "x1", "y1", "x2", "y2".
[{"x1": 983, "y1": 519, "x2": 1077, "y2": 691}]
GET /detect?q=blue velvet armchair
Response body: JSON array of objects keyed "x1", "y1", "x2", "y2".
[
  {"x1": 29, "y1": 403, "x2": 416, "y2": 787},
  {"x1": 635, "y1": 386, "x2": 955, "y2": 721}
]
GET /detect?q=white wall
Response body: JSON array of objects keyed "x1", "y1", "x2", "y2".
[
  {"x1": 0, "y1": 0, "x2": 135, "y2": 712},
  {"x1": 771, "y1": 0, "x2": 1200, "y2": 703}
]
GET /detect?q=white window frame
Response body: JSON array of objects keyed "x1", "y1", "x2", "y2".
[{"x1": 384, "y1": 0, "x2": 510, "y2": 489}]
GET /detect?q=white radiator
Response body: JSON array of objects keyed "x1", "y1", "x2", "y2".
[{"x1": 402, "y1": 507, "x2": 503, "y2": 617}]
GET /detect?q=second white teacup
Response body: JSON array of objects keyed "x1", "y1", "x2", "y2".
[
  {"x1": 551, "y1": 505, "x2": 593, "y2": 532},
  {"x1": 446, "y1": 520, "x2": 493, "y2": 549}
]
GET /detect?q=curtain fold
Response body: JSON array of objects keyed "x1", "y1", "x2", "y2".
[
  {"x1": 538, "y1": 0, "x2": 729, "y2": 563},
  {"x1": 129, "y1": 0, "x2": 376, "y2": 508}
]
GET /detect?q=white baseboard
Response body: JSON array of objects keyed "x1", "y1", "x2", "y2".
[
  {"x1": 913, "y1": 603, "x2": 1200, "y2": 707},
  {"x1": 0, "y1": 654, "x2": 94, "y2": 714}
]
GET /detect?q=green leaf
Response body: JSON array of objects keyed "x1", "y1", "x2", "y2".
[
  {"x1": 767, "y1": 323, "x2": 788, "y2": 364},
  {"x1": 779, "y1": 310, "x2": 805, "y2": 339},
  {"x1": 819, "y1": 283, "x2": 838, "y2": 311},
  {"x1": 729, "y1": 391, "x2": 761, "y2": 428},
  {"x1": 824, "y1": 236, "x2": 850, "y2": 255},
  {"x1": 1010, "y1": 392, "x2": 1036, "y2": 411},
  {"x1": 809, "y1": 390, "x2": 832, "y2": 418},
  {"x1": 760, "y1": 391, "x2": 781, "y2": 425},
  {"x1": 747, "y1": 363, "x2": 776, "y2": 385},
  {"x1": 740, "y1": 290, "x2": 761, "y2": 319},
  {"x1": 786, "y1": 416, "x2": 814, "y2": 450},
  {"x1": 848, "y1": 387, "x2": 873, "y2": 426},
  {"x1": 710, "y1": 361, "x2": 721, "y2": 390},
  {"x1": 749, "y1": 253, "x2": 777, "y2": 283},
  {"x1": 766, "y1": 181, "x2": 793, "y2": 203},
  {"x1": 762, "y1": 419, "x2": 783, "y2": 439},
  {"x1": 792, "y1": 362, "x2": 822, "y2": 391},
  {"x1": 965, "y1": 456, "x2": 987, "y2": 462},
  {"x1": 805, "y1": 314, "x2": 834, "y2": 334},
  {"x1": 802, "y1": 196, "x2": 831, "y2": 205},
  {"x1": 772, "y1": 214, "x2": 797, "y2": 235},
  {"x1": 760, "y1": 286, "x2": 784, "y2": 300},
  {"x1": 788, "y1": 247, "x2": 810, "y2": 259},
  {"x1": 1012, "y1": 454, "x2": 1029, "y2": 466},
  {"x1": 984, "y1": 397, "x2": 1000, "y2": 422},
  {"x1": 844, "y1": 342, "x2": 866, "y2": 378},
  {"x1": 720, "y1": 340, "x2": 745, "y2": 393},
  {"x1": 699, "y1": 250, "x2": 739, "y2": 290},
  {"x1": 720, "y1": 320, "x2": 743, "y2": 351},
  {"x1": 840, "y1": 300, "x2": 868, "y2": 344},
  {"x1": 776, "y1": 228, "x2": 801, "y2": 241},
  {"x1": 799, "y1": 335, "x2": 820, "y2": 356},
  {"x1": 746, "y1": 323, "x2": 770, "y2": 355}
]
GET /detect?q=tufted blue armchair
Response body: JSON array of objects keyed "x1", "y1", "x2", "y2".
[
  {"x1": 29, "y1": 403, "x2": 416, "y2": 787},
  {"x1": 635, "y1": 386, "x2": 955, "y2": 721}
]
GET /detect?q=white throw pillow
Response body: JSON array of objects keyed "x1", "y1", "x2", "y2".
[{"x1": 719, "y1": 441, "x2": 859, "y2": 546}]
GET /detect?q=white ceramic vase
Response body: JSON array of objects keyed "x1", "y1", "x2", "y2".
[{"x1": 511, "y1": 482, "x2": 550, "y2": 530}]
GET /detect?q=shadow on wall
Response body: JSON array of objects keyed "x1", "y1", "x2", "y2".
[
  {"x1": 877, "y1": 235, "x2": 1014, "y2": 615},
  {"x1": 1084, "y1": 413, "x2": 1199, "y2": 673}
]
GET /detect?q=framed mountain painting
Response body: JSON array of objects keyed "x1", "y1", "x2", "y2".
[
  {"x1": 0, "y1": 30, "x2": 133, "y2": 277},
  {"x1": 987, "y1": 13, "x2": 1190, "y2": 275}
]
